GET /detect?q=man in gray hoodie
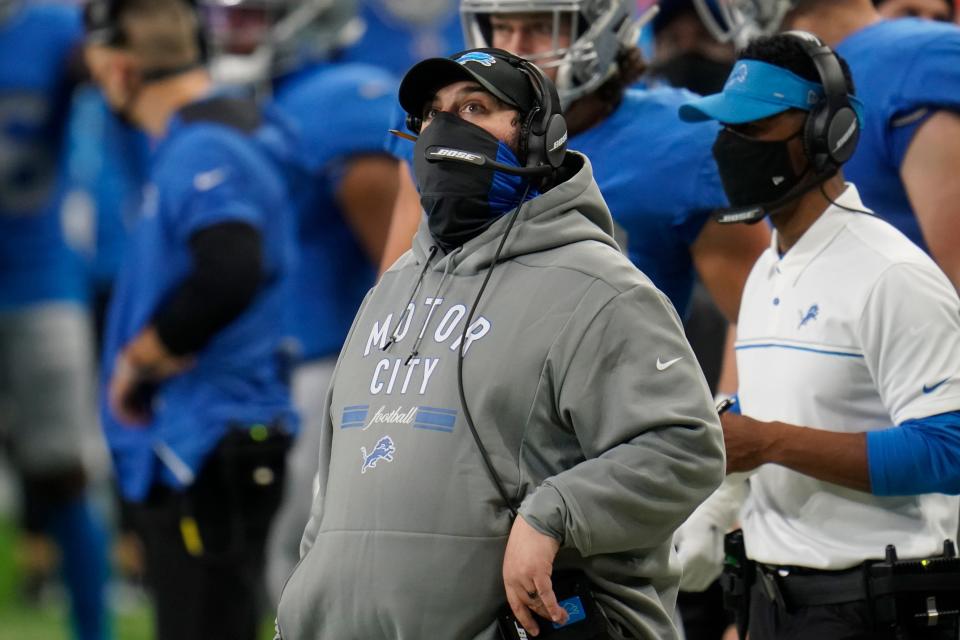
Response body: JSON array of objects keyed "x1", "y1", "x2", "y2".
[{"x1": 275, "y1": 47, "x2": 725, "y2": 640}]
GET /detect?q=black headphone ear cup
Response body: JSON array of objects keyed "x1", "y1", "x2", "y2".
[
  {"x1": 786, "y1": 31, "x2": 859, "y2": 175},
  {"x1": 515, "y1": 59, "x2": 565, "y2": 169},
  {"x1": 544, "y1": 113, "x2": 568, "y2": 168},
  {"x1": 825, "y1": 107, "x2": 859, "y2": 165}
]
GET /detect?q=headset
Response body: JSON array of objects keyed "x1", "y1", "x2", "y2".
[
  {"x1": 404, "y1": 51, "x2": 568, "y2": 176},
  {"x1": 83, "y1": 0, "x2": 209, "y2": 69},
  {"x1": 714, "y1": 31, "x2": 861, "y2": 224},
  {"x1": 785, "y1": 30, "x2": 860, "y2": 178},
  {"x1": 515, "y1": 54, "x2": 569, "y2": 173}
]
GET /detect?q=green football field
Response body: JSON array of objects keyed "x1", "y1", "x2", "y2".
[
  {"x1": 0, "y1": 514, "x2": 151, "y2": 640},
  {"x1": 0, "y1": 516, "x2": 274, "y2": 640}
]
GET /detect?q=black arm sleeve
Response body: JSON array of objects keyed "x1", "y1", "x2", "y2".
[{"x1": 153, "y1": 221, "x2": 264, "y2": 356}]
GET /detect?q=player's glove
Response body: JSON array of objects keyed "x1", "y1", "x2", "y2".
[{"x1": 675, "y1": 474, "x2": 748, "y2": 592}]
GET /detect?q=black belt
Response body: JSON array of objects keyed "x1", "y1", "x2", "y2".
[{"x1": 758, "y1": 563, "x2": 869, "y2": 608}]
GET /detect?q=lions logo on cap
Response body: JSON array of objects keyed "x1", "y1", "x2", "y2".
[
  {"x1": 456, "y1": 52, "x2": 497, "y2": 67},
  {"x1": 726, "y1": 63, "x2": 749, "y2": 88}
]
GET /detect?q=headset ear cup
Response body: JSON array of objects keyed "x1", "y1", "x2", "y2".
[
  {"x1": 544, "y1": 113, "x2": 568, "y2": 168},
  {"x1": 515, "y1": 59, "x2": 566, "y2": 170},
  {"x1": 786, "y1": 31, "x2": 859, "y2": 176},
  {"x1": 826, "y1": 107, "x2": 859, "y2": 165}
]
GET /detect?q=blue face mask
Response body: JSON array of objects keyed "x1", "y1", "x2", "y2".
[{"x1": 413, "y1": 112, "x2": 537, "y2": 251}]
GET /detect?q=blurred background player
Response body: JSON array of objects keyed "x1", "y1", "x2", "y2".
[
  {"x1": 649, "y1": 0, "x2": 736, "y2": 95},
  {"x1": 692, "y1": 0, "x2": 960, "y2": 291},
  {"x1": 63, "y1": 79, "x2": 149, "y2": 336},
  {"x1": 62, "y1": 74, "x2": 153, "y2": 603},
  {"x1": 198, "y1": 0, "x2": 402, "y2": 604},
  {"x1": 339, "y1": 0, "x2": 464, "y2": 76},
  {"x1": 83, "y1": 0, "x2": 299, "y2": 638},
  {"x1": 353, "y1": 0, "x2": 466, "y2": 285},
  {"x1": 0, "y1": 0, "x2": 111, "y2": 638},
  {"x1": 646, "y1": 0, "x2": 740, "y2": 403},
  {"x1": 383, "y1": 0, "x2": 770, "y2": 362}
]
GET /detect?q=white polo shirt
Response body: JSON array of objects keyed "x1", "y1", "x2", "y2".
[{"x1": 736, "y1": 184, "x2": 960, "y2": 570}]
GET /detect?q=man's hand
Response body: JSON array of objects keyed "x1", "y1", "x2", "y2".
[
  {"x1": 721, "y1": 413, "x2": 780, "y2": 473},
  {"x1": 108, "y1": 326, "x2": 193, "y2": 426},
  {"x1": 502, "y1": 515, "x2": 568, "y2": 637},
  {"x1": 108, "y1": 355, "x2": 153, "y2": 426},
  {"x1": 124, "y1": 326, "x2": 193, "y2": 379}
]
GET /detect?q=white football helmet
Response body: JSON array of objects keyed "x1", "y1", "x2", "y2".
[
  {"x1": 460, "y1": 0, "x2": 655, "y2": 107},
  {"x1": 692, "y1": 0, "x2": 798, "y2": 46},
  {"x1": 199, "y1": 0, "x2": 364, "y2": 86}
]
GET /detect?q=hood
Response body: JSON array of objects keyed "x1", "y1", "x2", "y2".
[{"x1": 411, "y1": 151, "x2": 619, "y2": 275}]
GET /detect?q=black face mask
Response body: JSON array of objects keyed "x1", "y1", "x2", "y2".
[
  {"x1": 652, "y1": 52, "x2": 732, "y2": 96},
  {"x1": 413, "y1": 112, "x2": 533, "y2": 251},
  {"x1": 712, "y1": 127, "x2": 812, "y2": 215}
]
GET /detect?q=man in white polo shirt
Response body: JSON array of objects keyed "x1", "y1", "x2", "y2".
[{"x1": 676, "y1": 31, "x2": 960, "y2": 640}]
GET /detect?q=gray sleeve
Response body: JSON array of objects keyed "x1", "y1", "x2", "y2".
[
  {"x1": 519, "y1": 283, "x2": 725, "y2": 555},
  {"x1": 298, "y1": 290, "x2": 373, "y2": 557}
]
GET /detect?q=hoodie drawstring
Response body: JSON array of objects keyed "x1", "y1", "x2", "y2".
[
  {"x1": 382, "y1": 245, "x2": 438, "y2": 352},
  {"x1": 405, "y1": 250, "x2": 458, "y2": 365}
]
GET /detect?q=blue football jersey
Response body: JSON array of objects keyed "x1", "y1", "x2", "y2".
[
  {"x1": 572, "y1": 88, "x2": 726, "y2": 316},
  {"x1": 62, "y1": 86, "x2": 150, "y2": 291},
  {"x1": 101, "y1": 97, "x2": 299, "y2": 501},
  {"x1": 340, "y1": 0, "x2": 464, "y2": 75},
  {"x1": 837, "y1": 18, "x2": 960, "y2": 252},
  {"x1": 273, "y1": 62, "x2": 398, "y2": 362},
  {"x1": 389, "y1": 87, "x2": 727, "y2": 317},
  {"x1": 0, "y1": 2, "x2": 86, "y2": 308}
]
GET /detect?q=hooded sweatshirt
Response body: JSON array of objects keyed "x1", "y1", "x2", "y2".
[{"x1": 276, "y1": 152, "x2": 725, "y2": 640}]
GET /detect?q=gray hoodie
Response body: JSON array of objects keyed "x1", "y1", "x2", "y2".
[{"x1": 276, "y1": 152, "x2": 725, "y2": 640}]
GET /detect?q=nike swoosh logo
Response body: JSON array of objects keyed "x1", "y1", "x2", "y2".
[
  {"x1": 193, "y1": 167, "x2": 227, "y2": 191},
  {"x1": 656, "y1": 357, "x2": 682, "y2": 371},
  {"x1": 922, "y1": 378, "x2": 950, "y2": 394}
]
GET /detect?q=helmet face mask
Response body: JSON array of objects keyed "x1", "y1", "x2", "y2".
[
  {"x1": 197, "y1": 0, "x2": 362, "y2": 86},
  {"x1": 203, "y1": 1, "x2": 275, "y2": 57},
  {"x1": 460, "y1": 0, "x2": 640, "y2": 108},
  {"x1": 692, "y1": 0, "x2": 797, "y2": 46}
]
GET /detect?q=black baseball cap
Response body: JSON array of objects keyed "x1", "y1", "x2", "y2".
[{"x1": 399, "y1": 48, "x2": 536, "y2": 119}]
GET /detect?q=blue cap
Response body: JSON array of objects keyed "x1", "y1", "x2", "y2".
[{"x1": 679, "y1": 59, "x2": 862, "y2": 125}]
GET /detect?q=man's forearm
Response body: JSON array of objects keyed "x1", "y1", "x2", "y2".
[{"x1": 764, "y1": 422, "x2": 870, "y2": 492}]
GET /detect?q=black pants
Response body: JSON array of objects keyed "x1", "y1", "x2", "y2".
[
  {"x1": 748, "y1": 581, "x2": 959, "y2": 640},
  {"x1": 678, "y1": 581, "x2": 733, "y2": 640},
  {"x1": 131, "y1": 429, "x2": 290, "y2": 640}
]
